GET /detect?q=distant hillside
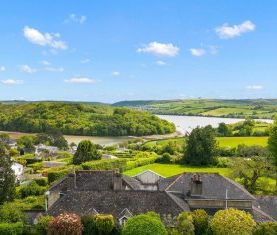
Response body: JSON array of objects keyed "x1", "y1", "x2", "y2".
[
  {"x1": 113, "y1": 99, "x2": 277, "y2": 119},
  {"x1": 0, "y1": 102, "x2": 175, "y2": 136}
]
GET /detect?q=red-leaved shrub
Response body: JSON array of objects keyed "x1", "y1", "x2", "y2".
[{"x1": 48, "y1": 212, "x2": 83, "y2": 235}]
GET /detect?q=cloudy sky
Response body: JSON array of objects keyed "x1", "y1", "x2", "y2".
[{"x1": 0, "y1": 1, "x2": 276, "y2": 102}]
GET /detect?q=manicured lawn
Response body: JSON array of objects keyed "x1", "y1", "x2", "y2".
[
  {"x1": 143, "y1": 136, "x2": 268, "y2": 149},
  {"x1": 217, "y1": 137, "x2": 268, "y2": 148},
  {"x1": 124, "y1": 163, "x2": 231, "y2": 177}
]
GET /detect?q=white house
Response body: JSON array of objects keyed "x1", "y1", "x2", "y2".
[
  {"x1": 11, "y1": 162, "x2": 24, "y2": 180},
  {"x1": 35, "y1": 144, "x2": 59, "y2": 156}
]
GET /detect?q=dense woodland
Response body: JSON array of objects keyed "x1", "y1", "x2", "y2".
[{"x1": 0, "y1": 102, "x2": 175, "y2": 136}]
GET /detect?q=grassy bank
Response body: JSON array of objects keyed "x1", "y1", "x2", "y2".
[{"x1": 124, "y1": 163, "x2": 231, "y2": 177}]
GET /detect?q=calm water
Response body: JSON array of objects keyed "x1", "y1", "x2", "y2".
[
  {"x1": 156, "y1": 115, "x2": 273, "y2": 135},
  {"x1": 1, "y1": 115, "x2": 273, "y2": 145}
]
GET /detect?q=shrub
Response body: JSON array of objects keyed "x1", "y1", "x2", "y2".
[
  {"x1": 73, "y1": 140, "x2": 101, "y2": 165},
  {"x1": 47, "y1": 169, "x2": 69, "y2": 184},
  {"x1": 18, "y1": 181, "x2": 45, "y2": 199},
  {"x1": 0, "y1": 203, "x2": 25, "y2": 223},
  {"x1": 173, "y1": 211, "x2": 194, "y2": 235},
  {"x1": 0, "y1": 222, "x2": 23, "y2": 235},
  {"x1": 34, "y1": 177, "x2": 48, "y2": 186},
  {"x1": 156, "y1": 153, "x2": 172, "y2": 163},
  {"x1": 35, "y1": 215, "x2": 54, "y2": 235},
  {"x1": 253, "y1": 222, "x2": 277, "y2": 235},
  {"x1": 122, "y1": 214, "x2": 167, "y2": 235},
  {"x1": 82, "y1": 159, "x2": 127, "y2": 171},
  {"x1": 210, "y1": 208, "x2": 256, "y2": 235},
  {"x1": 94, "y1": 214, "x2": 115, "y2": 234},
  {"x1": 124, "y1": 156, "x2": 158, "y2": 171},
  {"x1": 48, "y1": 213, "x2": 83, "y2": 235},
  {"x1": 192, "y1": 209, "x2": 209, "y2": 235},
  {"x1": 81, "y1": 215, "x2": 97, "y2": 235}
]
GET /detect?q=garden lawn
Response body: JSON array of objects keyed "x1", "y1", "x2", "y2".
[
  {"x1": 217, "y1": 137, "x2": 268, "y2": 148},
  {"x1": 124, "y1": 163, "x2": 231, "y2": 177},
  {"x1": 143, "y1": 136, "x2": 268, "y2": 149}
]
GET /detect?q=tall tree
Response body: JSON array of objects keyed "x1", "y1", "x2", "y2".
[
  {"x1": 268, "y1": 119, "x2": 277, "y2": 166},
  {"x1": 231, "y1": 156, "x2": 274, "y2": 193},
  {"x1": 73, "y1": 140, "x2": 101, "y2": 165},
  {"x1": 183, "y1": 125, "x2": 217, "y2": 166},
  {"x1": 0, "y1": 143, "x2": 16, "y2": 204}
]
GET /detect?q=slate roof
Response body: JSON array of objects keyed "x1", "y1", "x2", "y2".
[
  {"x1": 75, "y1": 170, "x2": 114, "y2": 191},
  {"x1": 122, "y1": 176, "x2": 143, "y2": 190},
  {"x1": 47, "y1": 190, "x2": 185, "y2": 218},
  {"x1": 161, "y1": 173, "x2": 255, "y2": 200},
  {"x1": 254, "y1": 196, "x2": 277, "y2": 220}
]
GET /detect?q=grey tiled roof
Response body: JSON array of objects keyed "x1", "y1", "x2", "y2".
[
  {"x1": 122, "y1": 176, "x2": 144, "y2": 190},
  {"x1": 47, "y1": 190, "x2": 184, "y2": 218},
  {"x1": 75, "y1": 170, "x2": 114, "y2": 191},
  {"x1": 254, "y1": 196, "x2": 277, "y2": 220},
  {"x1": 162, "y1": 173, "x2": 255, "y2": 200}
]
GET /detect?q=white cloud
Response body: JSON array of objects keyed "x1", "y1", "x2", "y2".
[
  {"x1": 137, "y1": 41, "x2": 179, "y2": 57},
  {"x1": 65, "y1": 14, "x2": 87, "y2": 24},
  {"x1": 23, "y1": 26, "x2": 67, "y2": 50},
  {"x1": 81, "y1": 58, "x2": 91, "y2": 64},
  {"x1": 1, "y1": 79, "x2": 23, "y2": 85},
  {"x1": 156, "y1": 60, "x2": 167, "y2": 66},
  {"x1": 20, "y1": 65, "x2": 37, "y2": 74},
  {"x1": 215, "y1": 20, "x2": 255, "y2": 39},
  {"x1": 112, "y1": 71, "x2": 120, "y2": 76},
  {"x1": 189, "y1": 48, "x2": 206, "y2": 57},
  {"x1": 45, "y1": 67, "x2": 64, "y2": 72},
  {"x1": 41, "y1": 60, "x2": 51, "y2": 66},
  {"x1": 65, "y1": 77, "x2": 96, "y2": 84},
  {"x1": 246, "y1": 85, "x2": 263, "y2": 90},
  {"x1": 0, "y1": 66, "x2": 5, "y2": 72}
]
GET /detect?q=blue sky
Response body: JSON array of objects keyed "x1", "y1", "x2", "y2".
[{"x1": 0, "y1": 1, "x2": 276, "y2": 102}]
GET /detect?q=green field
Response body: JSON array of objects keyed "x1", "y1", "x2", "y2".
[
  {"x1": 114, "y1": 99, "x2": 277, "y2": 119},
  {"x1": 124, "y1": 163, "x2": 231, "y2": 177},
  {"x1": 143, "y1": 136, "x2": 268, "y2": 149}
]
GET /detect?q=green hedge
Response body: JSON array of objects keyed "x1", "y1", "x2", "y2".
[
  {"x1": 124, "y1": 157, "x2": 158, "y2": 170},
  {"x1": 81, "y1": 156, "x2": 159, "y2": 171},
  {"x1": 82, "y1": 159, "x2": 128, "y2": 170},
  {"x1": 0, "y1": 222, "x2": 23, "y2": 235},
  {"x1": 48, "y1": 169, "x2": 70, "y2": 184}
]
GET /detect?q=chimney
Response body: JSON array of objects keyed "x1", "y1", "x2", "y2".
[
  {"x1": 113, "y1": 169, "x2": 122, "y2": 191},
  {"x1": 190, "y1": 174, "x2": 202, "y2": 196}
]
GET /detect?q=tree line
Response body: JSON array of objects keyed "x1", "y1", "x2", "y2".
[{"x1": 0, "y1": 102, "x2": 175, "y2": 136}]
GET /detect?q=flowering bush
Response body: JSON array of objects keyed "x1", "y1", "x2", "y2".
[
  {"x1": 48, "y1": 213, "x2": 83, "y2": 235},
  {"x1": 210, "y1": 208, "x2": 256, "y2": 235}
]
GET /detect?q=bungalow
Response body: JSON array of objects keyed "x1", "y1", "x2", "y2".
[{"x1": 45, "y1": 170, "x2": 276, "y2": 224}]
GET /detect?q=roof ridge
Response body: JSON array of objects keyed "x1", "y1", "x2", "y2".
[
  {"x1": 165, "y1": 173, "x2": 184, "y2": 191},
  {"x1": 252, "y1": 206, "x2": 275, "y2": 221},
  {"x1": 166, "y1": 192, "x2": 189, "y2": 211},
  {"x1": 218, "y1": 174, "x2": 256, "y2": 200}
]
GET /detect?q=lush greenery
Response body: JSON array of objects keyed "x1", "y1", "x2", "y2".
[
  {"x1": 183, "y1": 125, "x2": 217, "y2": 165},
  {"x1": 122, "y1": 213, "x2": 167, "y2": 235},
  {"x1": 73, "y1": 140, "x2": 101, "y2": 164},
  {"x1": 0, "y1": 102, "x2": 175, "y2": 136},
  {"x1": 114, "y1": 98, "x2": 277, "y2": 119},
  {"x1": 0, "y1": 146, "x2": 16, "y2": 205},
  {"x1": 268, "y1": 118, "x2": 277, "y2": 165},
  {"x1": 210, "y1": 208, "x2": 256, "y2": 235},
  {"x1": 124, "y1": 163, "x2": 231, "y2": 177}
]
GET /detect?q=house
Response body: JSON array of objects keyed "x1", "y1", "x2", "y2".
[
  {"x1": 45, "y1": 170, "x2": 276, "y2": 224},
  {"x1": 11, "y1": 162, "x2": 24, "y2": 181},
  {"x1": 35, "y1": 144, "x2": 58, "y2": 156}
]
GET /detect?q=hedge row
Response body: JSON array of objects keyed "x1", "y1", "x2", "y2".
[
  {"x1": 48, "y1": 169, "x2": 70, "y2": 184},
  {"x1": 81, "y1": 156, "x2": 159, "y2": 171},
  {"x1": 0, "y1": 222, "x2": 23, "y2": 235},
  {"x1": 82, "y1": 159, "x2": 128, "y2": 170},
  {"x1": 124, "y1": 156, "x2": 158, "y2": 170}
]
